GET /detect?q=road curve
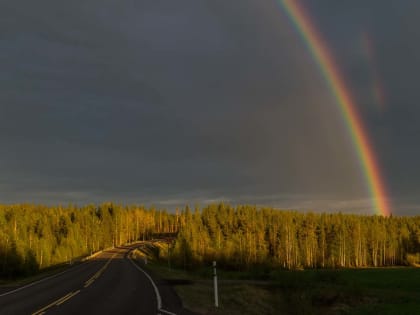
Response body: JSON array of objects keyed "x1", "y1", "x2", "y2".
[{"x1": 0, "y1": 245, "x2": 182, "y2": 315}]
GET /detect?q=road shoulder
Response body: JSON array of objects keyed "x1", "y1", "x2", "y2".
[{"x1": 129, "y1": 254, "x2": 198, "y2": 315}]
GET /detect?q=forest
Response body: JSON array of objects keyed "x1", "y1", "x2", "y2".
[{"x1": 0, "y1": 203, "x2": 419, "y2": 278}]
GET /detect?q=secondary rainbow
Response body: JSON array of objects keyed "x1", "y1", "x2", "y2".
[{"x1": 279, "y1": 0, "x2": 391, "y2": 216}]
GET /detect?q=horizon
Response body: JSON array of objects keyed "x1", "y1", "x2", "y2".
[
  {"x1": 0, "y1": 201, "x2": 418, "y2": 217},
  {"x1": 1, "y1": 1, "x2": 420, "y2": 215}
]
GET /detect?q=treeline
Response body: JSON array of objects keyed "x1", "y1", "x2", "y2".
[
  {"x1": 0, "y1": 203, "x2": 177, "y2": 278},
  {"x1": 170, "y1": 204, "x2": 420, "y2": 270},
  {"x1": 1, "y1": 203, "x2": 419, "y2": 278}
]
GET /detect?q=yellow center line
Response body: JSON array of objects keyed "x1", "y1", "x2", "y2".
[
  {"x1": 83, "y1": 253, "x2": 117, "y2": 288},
  {"x1": 31, "y1": 292, "x2": 73, "y2": 315},
  {"x1": 54, "y1": 292, "x2": 74, "y2": 305},
  {"x1": 84, "y1": 278, "x2": 95, "y2": 288},
  {"x1": 56, "y1": 290, "x2": 80, "y2": 306},
  {"x1": 31, "y1": 251, "x2": 118, "y2": 314}
]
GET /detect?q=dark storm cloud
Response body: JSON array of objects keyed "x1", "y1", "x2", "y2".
[
  {"x1": 301, "y1": 0, "x2": 420, "y2": 214},
  {"x1": 1, "y1": 0, "x2": 418, "y2": 214}
]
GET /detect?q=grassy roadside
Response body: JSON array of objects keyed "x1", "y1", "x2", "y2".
[
  {"x1": 133, "y1": 248, "x2": 420, "y2": 315},
  {"x1": 139, "y1": 260, "x2": 283, "y2": 315}
]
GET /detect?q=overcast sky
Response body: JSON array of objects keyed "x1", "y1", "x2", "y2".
[{"x1": 1, "y1": 0, "x2": 419, "y2": 215}]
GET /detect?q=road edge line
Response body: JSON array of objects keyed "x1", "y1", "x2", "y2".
[
  {"x1": 0, "y1": 248, "x2": 115, "y2": 298},
  {"x1": 0, "y1": 264, "x2": 83, "y2": 298},
  {"x1": 129, "y1": 256, "x2": 177, "y2": 315},
  {"x1": 128, "y1": 257, "x2": 162, "y2": 308},
  {"x1": 159, "y1": 308, "x2": 177, "y2": 315}
]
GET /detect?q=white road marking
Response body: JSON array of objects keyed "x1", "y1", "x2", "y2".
[
  {"x1": 128, "y1": 255, "x2": 177, "y2": 315},
  {"x1": 129, "y1": 258, "x2": 162, "y2": 308},
  {"x1": 159, "y1": 308, "x2": 177, "y2": 315},
  {"x1": 0, "y1": 249, "x2": 115, "y2": 298},
  {"x1": 0, "y1": 264, "x2": 83, "y2": 298},
  {"x1": 30, "y1": 251, "x2": 117, "y2": 314}
]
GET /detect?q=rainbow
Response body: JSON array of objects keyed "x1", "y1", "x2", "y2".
[
  {"x1": 360, "y1": 32, "x2": 387, "y2": 111},
  {"x1": 279, "y1": 0, "x2": 391, "y2": 216}
]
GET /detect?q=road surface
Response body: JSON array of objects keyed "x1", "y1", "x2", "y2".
[{"x1": 0, "y1": 245, "x2": 189, "y2": 315}]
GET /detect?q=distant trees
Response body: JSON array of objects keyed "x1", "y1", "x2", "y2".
[
  {"x1": 0, "y1": 203, "x2": 177, "y2": 278},
  {"x1": 0, "y1": 202, "x2": 419, "y2": 278},
  {"x1": 171, "y1": 204, "x2": 420, "y2": 270}
]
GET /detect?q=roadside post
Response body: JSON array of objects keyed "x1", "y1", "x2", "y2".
[{"x1": 213, "y1": 261, "x2": 219, "y2": 307}]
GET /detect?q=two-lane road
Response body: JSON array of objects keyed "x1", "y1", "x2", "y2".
[{"x1": 0, "y1": 245, "x2": 177, "y2": 315}]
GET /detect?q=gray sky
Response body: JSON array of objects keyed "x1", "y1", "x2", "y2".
[{"x1": 1, "y1": 0, "x2": 419, "y2": 215}]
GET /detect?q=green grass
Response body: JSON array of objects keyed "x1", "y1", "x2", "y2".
[
  {"x1": 133, "y1": 244, "x2": 420, "y2": 314},
  {"x1": 144, "y1": 261, "x2": 420, "y2": 315}
]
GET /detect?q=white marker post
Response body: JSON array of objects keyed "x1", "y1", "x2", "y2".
[{"x1": 213, "y1": 261, "x2": 219, "y2": 308}]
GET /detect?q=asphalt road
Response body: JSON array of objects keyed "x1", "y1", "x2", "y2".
[{"x1": 0, "y1": 245, "x2": 188, "y2": 315}]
